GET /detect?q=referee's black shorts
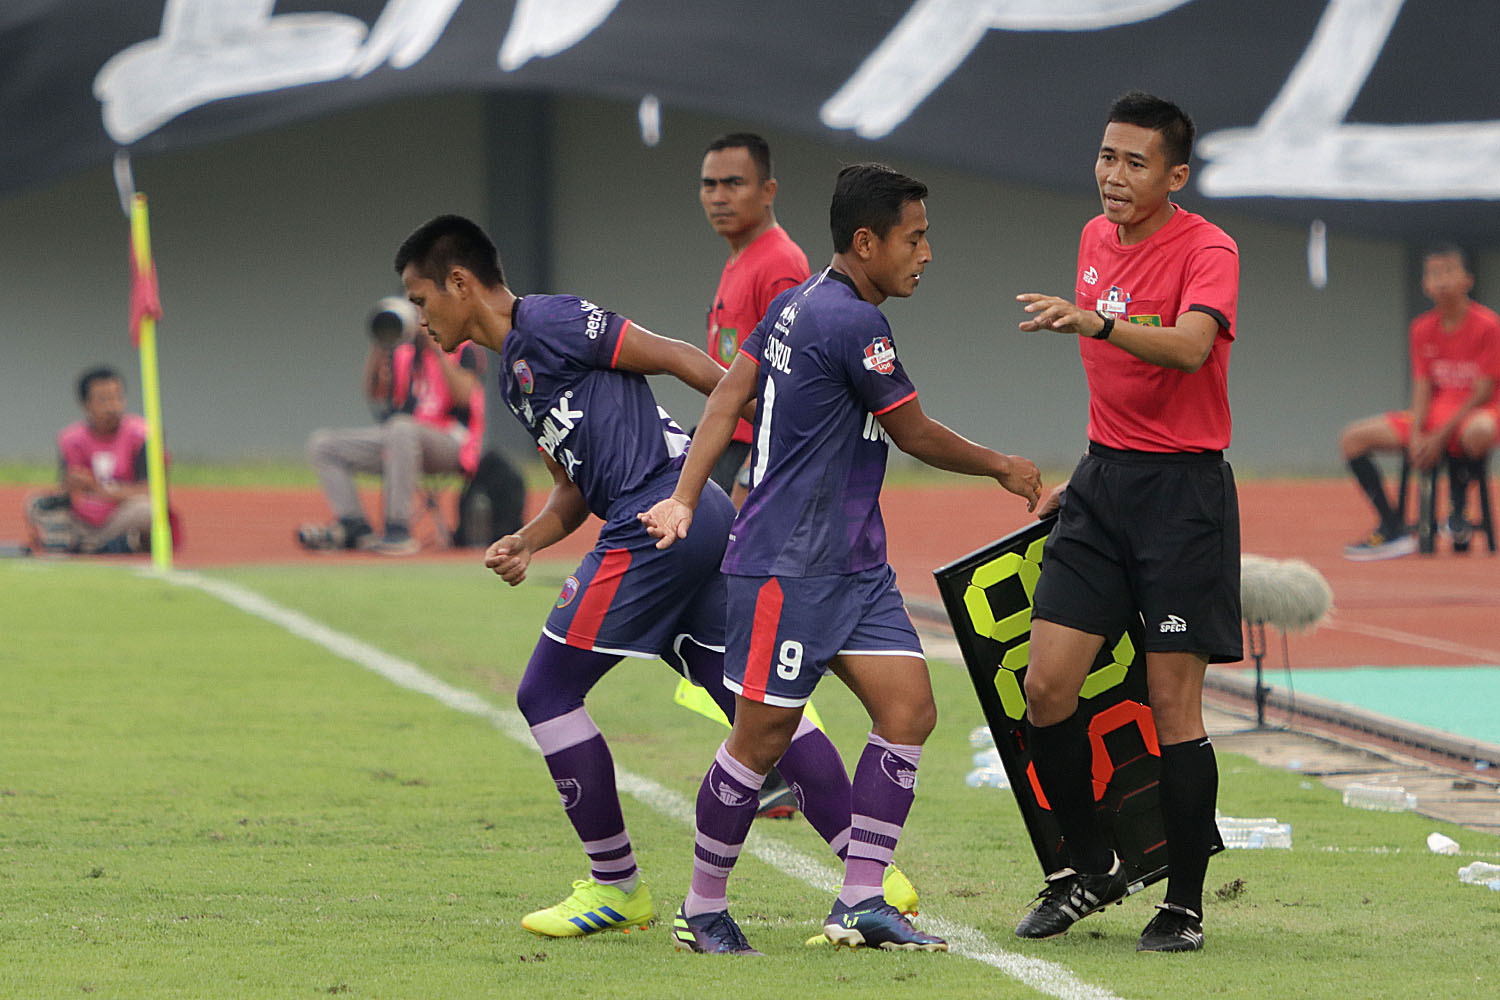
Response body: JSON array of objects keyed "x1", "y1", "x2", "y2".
[{"x1": 1032, "y1": 443, "x2": 1243, "y2": 664}]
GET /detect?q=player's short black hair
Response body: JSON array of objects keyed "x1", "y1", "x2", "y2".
[
  {"x1": 829, "y1": 163, "x2": 928, "y2": 254},
  {"x1": 704, "y1": 132, "x2": 773, "y2": 183},
  {"x1": 394, "y1": 214, "x2": 506, "y2": 289},
  {"x1": 77, "y1": 365, "x2": 123, "y2": 404},
  {"x1": 1107, "y1": 90, "x2": 1195, "y2": 167},
  {"x1": 1423, "y1": 242, "x2": 1471, "y2": 272}
]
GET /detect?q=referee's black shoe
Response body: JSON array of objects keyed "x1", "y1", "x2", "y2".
[
  {"x1": 1136, "y1": 903, "x2": 1204, "y2": 952},
  {"x1": 1014, "y1": 854, "x2": 1127, "y2": 939}
]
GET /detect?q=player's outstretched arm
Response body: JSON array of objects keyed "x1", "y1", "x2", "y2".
[
  {"x1": 486, "y1": 452, "x2": 588, "y2": 585},
  {"x1": 639, "y1": 353, "x2": 759, "y2": 548},
  {"x1": 613, "y1": 321, "x2": 726, "y2": 396},
  {"x1": 1016, "y1": 293, "x2": 1218, "y2": 372},
  {"x1": 876, "y1": 398, "x2": 1041, "y2": 511}
]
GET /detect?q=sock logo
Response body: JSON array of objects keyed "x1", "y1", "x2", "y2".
[
  {"x1": 555, "y1": 777, "x2": 581, "y2": 810},
  {"x1": 790, "y1": 781, "x2": 806, "y2": 813},
  {"x1": 879, "y1": 750, "x2": 917, "y2": 790},
  {"x1": 710, "y1": 766, "x2": 750, "y2": 807}
]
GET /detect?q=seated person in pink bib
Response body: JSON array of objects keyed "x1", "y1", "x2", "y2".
[{"x1": 27, "y1": 366, "x2": 170, "y2": 554}]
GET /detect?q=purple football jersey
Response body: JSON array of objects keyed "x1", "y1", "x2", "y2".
[
  {"x1": 500, "y1": 294, "x2": 691, "y2": 517},
  {"x1": 722, "y1": 268, "x2": 917, "y2": 577}
]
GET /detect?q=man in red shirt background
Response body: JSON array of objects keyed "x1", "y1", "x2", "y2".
[
  {"x1": 1339, "y1": 245, "x2": 1500, "y2": 559},
  {"x1": 699, "y1": 133, "x2": 810, "y2": 506}
]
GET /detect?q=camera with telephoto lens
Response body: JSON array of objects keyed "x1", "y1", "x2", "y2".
[{"x1": 368, "y1": 295, "x2": 419, "y2": 349}]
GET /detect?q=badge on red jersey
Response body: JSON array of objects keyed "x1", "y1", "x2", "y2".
[
  {"x1": 1096, "y1": 285, "x2": 1131, "y2": 318},
  {"x1": 862, "y1": 336, "x2": 897, "y2": 374},
  {"x1": 513, "y1": 359, "x2": 534, "y2": 394}
]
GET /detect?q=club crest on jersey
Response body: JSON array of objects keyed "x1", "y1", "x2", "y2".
[
  {"x1": 1082, "y1": 265, "x2": 1099, "y2": 286},
  {"x1": 862, "y1": 336, "x2": 897, "y2": 374},
  {"x1": 880, "y1": 750, "x2": 917, "y2": 789},
  {"x1": 512, "y1": 359, "x2": 534, "y2": 394},
  {"x1": 555, "y1": 778, "x2": 582, "y2": 810},
  {"x1": 1096, "y1": 285, "x2": 1130, "y2": 318},
  {"x1": 556, "y1": 576, "x2": 580, "y2": 608}
]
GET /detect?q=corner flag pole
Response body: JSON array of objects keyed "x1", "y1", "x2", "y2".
[{"x1": 116, "y1": 154, "x2": 172, "y2": 571}]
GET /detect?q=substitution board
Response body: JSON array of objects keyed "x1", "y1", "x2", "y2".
[{"x1": 934, "y1": 517, "x2": 1220, "y2": 890}]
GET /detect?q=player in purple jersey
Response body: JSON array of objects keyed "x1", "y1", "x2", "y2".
[
  {"x1": 642, "y1": 165, "x2": 1041, "y2": 954},
  {"x1": 394, "y1": 214, "x2": 919, "y2": 941}
]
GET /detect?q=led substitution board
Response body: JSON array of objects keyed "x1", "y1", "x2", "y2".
[{"x1": 934, "y1": 518, "x2": 1221, "y2": 889}]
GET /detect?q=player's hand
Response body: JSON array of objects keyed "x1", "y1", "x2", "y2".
[
  {"x1": 484, "y1": 534, "x2": 532, "y2": 586},
  {"x1": 997, "y1": 455, "x2": 1043, "y2": 512},
  {"x1": 638, "y1": 497, "x2": 693, "y2": 549},
  {"x1": 1035, "y1": 482, "x2": 1068, "y2": 519},
  {"x1": 1016, "y1": 293, "x2": 1091, "y2": 335}
]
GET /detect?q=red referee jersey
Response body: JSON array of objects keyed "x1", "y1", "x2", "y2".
[{"x1": 1073, "y1": 207, "x2": 1239, "y2": 452}]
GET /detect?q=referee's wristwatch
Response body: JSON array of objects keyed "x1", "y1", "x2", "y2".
[{"x1": 1092, "y1": 310, "x2": 1114, "y2": 340}]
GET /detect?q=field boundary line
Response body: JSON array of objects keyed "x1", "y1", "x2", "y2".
[
  {"x1": 160, "y1": 569, "x2": 1124, "y2": 1000},
  {"x1": 1322, "y1": 616, "x2": 1500, "y2": 664}
]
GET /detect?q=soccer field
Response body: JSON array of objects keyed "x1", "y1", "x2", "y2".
[{"x1": 2, "y1": 559, "x2": 1497, "y2": 999}]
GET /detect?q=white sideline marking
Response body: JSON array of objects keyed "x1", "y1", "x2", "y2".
[
  {"x1": 162, "y1": 570, "x2": 1124, "y2": 1000},
  {"x1": 1324, "y1": 616, "x2": 1500, "y2": 664}
]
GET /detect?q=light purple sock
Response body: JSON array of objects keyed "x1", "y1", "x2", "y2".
[
  {"x1": 683, "y1": 742, "x2": 765, "y2": 916},
  {"x1": 840, "y1": 733, "x2": 921, "y2": 907},
  {"x1": 773, "y1": 715, "x2": 854, "y2": 859},
  {"x1": 530, "y1": 705, "x2": 637, "y2": 889}
]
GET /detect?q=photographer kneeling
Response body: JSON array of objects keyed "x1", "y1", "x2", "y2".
[{"x1": 298, "y1": 297, "x2": 485, "y2": 555}]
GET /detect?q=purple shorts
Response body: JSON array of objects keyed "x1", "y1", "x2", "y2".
[
  {"x1": 545, "y1": 472, "x2": 735, "y2": 670},
  {"x1": 724, "y1": 564, "x2": 923, "y2": 707}
]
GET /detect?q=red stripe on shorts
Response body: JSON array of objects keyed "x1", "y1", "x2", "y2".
[
  {"x1": 741, "y1": 578, "x2": 785, "y2": 702},
  {"x1": 566, "y1": 548, "x2": 632, "y2": 649}
]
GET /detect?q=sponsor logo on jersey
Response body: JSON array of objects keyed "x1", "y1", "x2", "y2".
[
  {"x1": 1159, "y1": 614, "x2": 1187, "y2": 633},
  {"x1": 1082, "y1": 265, "x2": 1099, "y2": 286},
  {"x1": 880, "y1": 750, "x2": 917, "y2": 789},
  {"x1": 539, "y1": 391, "x2": 584, "y2": 458},
  {"x1": 556, "y1": 575, "x2": 580, "y2": 608},
  {"x1": 1132, "y1": 314, "x2": 1162, "y2": 327},
  {"x1": 773, "y1": 299, "x2": 800, "y2": 335},
  {"x1": 512, "y1": 359, "x2": 534, "y2": 394},
  {"x1": 555, "y1": 777, "x2": 582, "y2": 810},
  {"x1": 578, "y1": 298, "x2": 608, "y2": 340},
  {"x1": 862, "y1": 412, "x2": 889, "y2": 443},
  {"x1": 1097, "y1": 285, "x2": 1131, "y2": 318},
  {"x1": 862, "y1": 336, "x2": 897, "y2": 374}
]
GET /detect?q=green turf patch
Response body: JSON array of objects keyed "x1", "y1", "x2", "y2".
[{"x1": 1, "y1": 560, "x2": 1496, "y2": 998}]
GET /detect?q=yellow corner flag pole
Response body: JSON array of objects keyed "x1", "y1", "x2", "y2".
[{"x1": 128, "y1": 193, "x2": 172, "y2": 572}]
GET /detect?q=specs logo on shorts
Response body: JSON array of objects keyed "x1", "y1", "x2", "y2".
[
  {"x1": 1096, "y1": 285, "x2": 1131, "y2": 318},
  {"x1": 862, "y1": 336, "x2": 897, "y2": 375},
  {"x1": 555, "y1": 777, "x2": 582, "y2": 810},
  {"x1": 556, "y1": 576, "x2": 580, "y2": 608},
  {"x1": 1159, "y1": 614, "x2": 1188, "y2": 633},
  {"x1": 1082, "y1": 265, "x2": 1099, "y2": 286},
  {"x1": 880, "y1": 750, "x2": 917, "y2": 789},
  {"x1": 513, "y1": 359, "x2": 534, "y2": 394}
]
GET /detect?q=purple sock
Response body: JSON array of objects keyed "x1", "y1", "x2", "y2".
[
  {"x1": 529, "y1": 705, "x2": 637, "y2": 889},
  {"x1": 840, "y1": 733, "x2": 921, "y2": 907},
  {"x1": 774, "y1": 716, "x2": 854, "y2": 859},
  {"x1": 683, "y1": 742, "x2": 764, "y2": 916}
]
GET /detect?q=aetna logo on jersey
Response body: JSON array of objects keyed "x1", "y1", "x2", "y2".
[
  {"x1": 862, "y1": 336, "x2": 897, "y2": 374},
  {"x1": 578, "y1": 298, "x2": 608, "y2": 340}
]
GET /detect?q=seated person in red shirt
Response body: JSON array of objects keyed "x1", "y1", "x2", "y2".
[
  {"x1": 298, "y1": 297, "x2": 485, "y2": 556},
  {"x1": 27, "y1": 366, "x2": 165, "y2": 554}
]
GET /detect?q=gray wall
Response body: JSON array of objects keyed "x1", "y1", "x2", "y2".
[{"x1": 2, "y1": 92, "x2": 1477, "y2": 475}]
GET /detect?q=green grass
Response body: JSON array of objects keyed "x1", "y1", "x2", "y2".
[{"x1": 1, "y1": 559, "x2": 1496, "y2": 999}]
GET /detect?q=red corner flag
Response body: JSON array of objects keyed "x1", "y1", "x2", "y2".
[{"x1": 128, "y1": 198, "x2": 162, "y2": 347}]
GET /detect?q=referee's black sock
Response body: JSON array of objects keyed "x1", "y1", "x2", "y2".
[
  {"x1": 1159, "y1": 737, "x2": 1219, "y2": 917},
  {"x1": 1027, "y1": 711, "x2": 1112, "y2": 874},
  {"x1": 1348, "y1": 455, "x2": 1400, "y2": 535}
]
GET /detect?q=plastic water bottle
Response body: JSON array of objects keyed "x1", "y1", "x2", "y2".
[
  {"x1": 1216, "y1": 813, "x2": 1293, "y2": 849},
  {"x1": 964, "y1": 765, "x2": 1011, "y2": 790},
  {"x1": 1458, "y1": 861, "x2": 1500, "y2": 885},
  {"x1": 1342, "y1": 783, "x2": 1417, "y2": 812}
]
